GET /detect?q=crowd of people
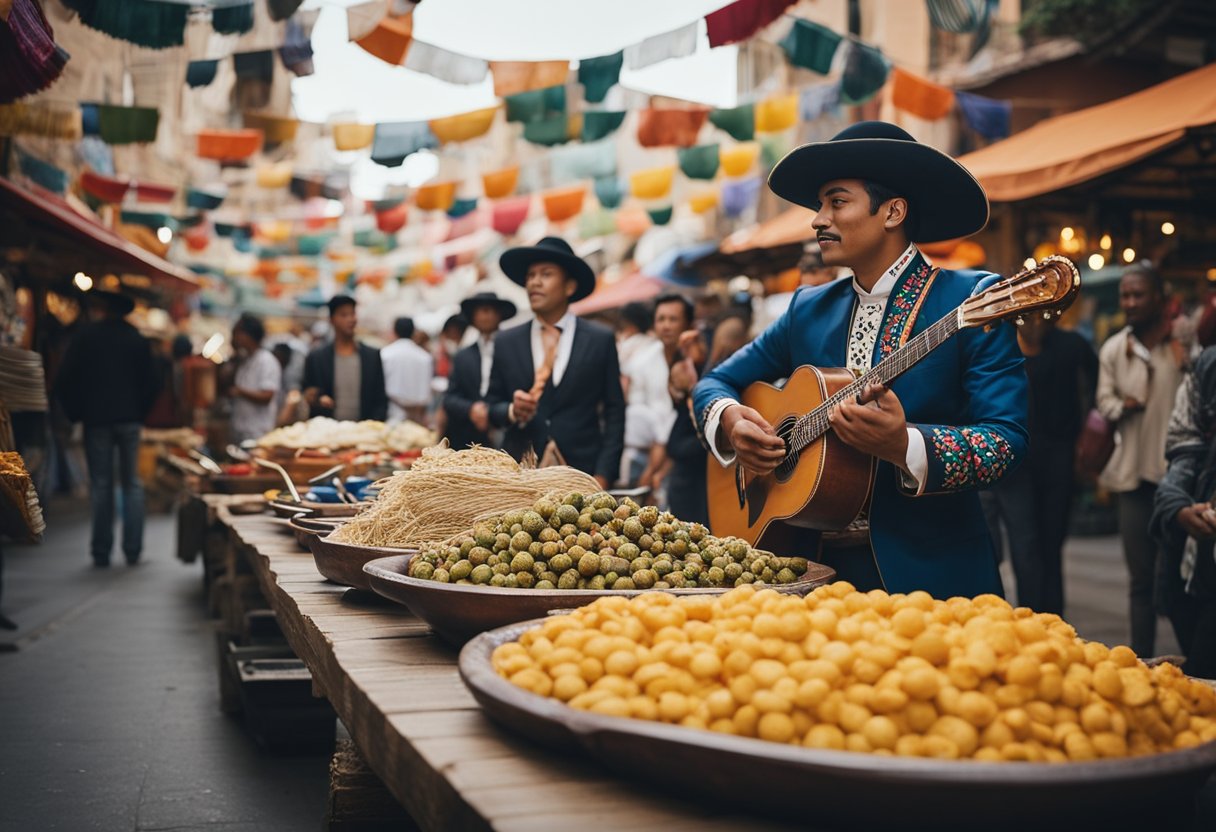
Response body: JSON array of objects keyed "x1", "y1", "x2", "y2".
[{"x1": 40, "y1": 120, "x2": 1216, "y2": 679}]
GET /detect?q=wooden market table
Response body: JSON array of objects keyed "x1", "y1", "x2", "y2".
[{"x1": 211, "y1": 500, "x2": 803, "y2": 832}]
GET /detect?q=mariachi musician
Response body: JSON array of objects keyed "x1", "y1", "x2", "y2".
[{"x1": 693, "y1": 121, "x2": 1029, "y2": 599}]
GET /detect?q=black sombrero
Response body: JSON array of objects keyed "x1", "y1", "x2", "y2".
[
  {"x1": 767, "y1": 121, "x2": 989, "y2": 242},
  {"x1": 90, "y1": 289, "x2": 136, "y2": 316},
  {"x1": 499, "y1": 236, "x2": 596, "y2": 302},
  {"x1": 460, "y1": 291, "x2": 517, "y2": 321}
]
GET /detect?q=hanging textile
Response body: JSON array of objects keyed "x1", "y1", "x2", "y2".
[
  {"x1": 0, "y1": 0, "x2": 69, "y2": 104},
  {"x1": 374, "y1": 201, "x2": 408, "y2": 233},
  {"x1": 579, "y1": 208, "x2": 617, "y2": 239},
  {"x1": 709, "y1": 103, "x2": 754, "y2": 141},
  {"x1": 428, "y1": 106, "x2": 498, "y2": 143},
  {"x1": 371, "y1": 121, "x2": 438, "y2": 167},
  {"x1": 243, "y1": 112, "x2": 298, "y2": 144},
  {"x1": 705, "y1": 0, "x2": 796, "y2": 48},
  {"x1": 197, "y1": 128, "x2": 263, "y2": 160},
  {"x1": 841, "y1": 41, "x2": 889, "y2": 104},
  {"x1": 637, "y1": 107, "x2": 709, "y2": 148},
  {"x1": 415, "y1": 181, "x2": 457, "y2": 211},
  {"x1": 491, "y1": 60, "x2": 568, "y2": 97},
  {"x1": 356, "y1": 12, "x2": 412, "y2": 65},
  {"x1": 925, "y1": 0, "x2": 994, "y2": 33},
  {"x1": 481, "y1": 166, "x2": 519, "y2": 199},
  {"x1": 615, "y1": 206, "x2": 651, "y2": 236},
  {"x1": 15, "y1": 147, "x2": 67, "y2": 194},
  {"x1": 955, "y1": 90, "x2": 1010, "y2": 140},
  {"x1": 492, "y1": 194, "x2": 532, "y2": 236},
  {"x1": 624, "y1": 21, "x2": 697, "y2": 70},
  {"x1": 279, "y1": 11, "x2": 318, "y2": 77},
  {"x1": 98, "y1": 104, "x2": 158, "y2": 145},
  {"x1": 505, "y1": 85, "x2": 566, "y2": 123},
  {"x1": 721, "y1": 175, "x2": 761, "y2": 218},
  {"x1": 646, "y1": 205, "x2": 673, "y2": 226},
  {"x1": 78, "y1": 135, "x2": 112, "y2": 173},
  {"x1": 212, "y1": 3, "x2": 255, "y2": 35},
  {"x1": 522, "y1": 114, "x2": 575, "y2": 146},
  {"x1": 799, "y1": 81, "x2": 841, "y2": 122},
  {"x1": 256, "y1": 162, "x2": 293, "y2": 189},
  {"x1": 754, "y1": 93, "x2": 797, "y2": 132},
  {"x1": 404, "y1": 39, "x2": 488, "y2": 84},
  {"x1": 578, "y1": 51, "x2": 622, "y2": 104},
  {"x1": 891, "y1": 67, "x2": 955, "y2": 120},
  {"x1": 267, "y1": 0, "x2": 305, "y2": 22},
  {"x1": 447, "y1": 197, "x2": 478, "y2": 219},
  {"x1": 542, "y1": 185, "x2": 586, "y2": 223},
  {"x1": 186, "y1": 59, "x2": 219, "y2": 88},
  {"x1": 677, "y1": 144, "x2": 720, "y2": 180},
  {"x1": 581, "y1": 110, "x2": 626, "y2": 142},
  {"x1": 345, "y1": 0, "x2": 384, "y2": 41},
  {"x1": 759, "y1": 131, "x2": 794, "y2": 168},
  {"x1": 66, "y1": 0, "x2": 188, "y2": 49},
  {"x1": 719, "y1": 142, "x2": 759, "y2": 177},
  {"x1": 0, "y1": 101, "x2": 80, "y2": 139},
  {"x1": 630, "y1": 166, "x2": 675, "y2": 200},
  {"x1": 550, "y1": 140, "x2": 616, "y2": 182},
  {"x1": 333, "y1": 123, "x2": 375, "y2": 151},
  {"x1": 234, "y1": 50, "x2": 275, "y2": 81},
  {"x1": 594, "y1": 176, "x2": 625, "y2": 209},
  {"x1": 688, "y1": 187, "x2": 719, "y2": 214},
  {"x1": 79, "y1": 102, "x2": 99, "y2": 135},
  {"x1": 778, "y1": 18, "x2": 841, "y2": 75},
  {"x1": 186, "y1": 186, "x2": 226, "y2": 211}
]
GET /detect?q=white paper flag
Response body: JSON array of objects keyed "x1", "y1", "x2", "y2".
[
  {"x1": 346, "y1": 0, "x2": 386, "y2": 41},
  {"x1": 624, "y1": 21, "x2": 698, "y2": 70},
  {"x1": 404, "y1": 40, "x2": 490, "y2": 85}
]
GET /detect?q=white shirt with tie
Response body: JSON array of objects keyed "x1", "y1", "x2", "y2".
[
  {"x1": 704, "y1": 243, "x2": 929, "y2": 490},
  {"x1": 477, "y1": 334, "x2": 495, "y2": 398},
  {"x1": 508, "y1": 311, "x2": 578, "y2": 424}
]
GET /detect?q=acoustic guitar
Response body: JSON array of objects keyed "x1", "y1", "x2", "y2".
[{"x1": 706, "y1": 255, "x2": 1081, "y2": 551}]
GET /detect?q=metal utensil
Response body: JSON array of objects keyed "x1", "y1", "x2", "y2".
[
  {"x1": 307, "y1": 464, "x2": 346, "y2": 486},
  {"x1": 253, "y1": 457, "x2": 301, "y2": 502},
  {"x1": 188, "y1": 449, "x2": 224, "y2": 475},
  {"x1": 331, "y1": 476, "x2": 358, "y2": 504},
  {"x1": 226, "y1": 444, "x2": 251, "y2": 462}
]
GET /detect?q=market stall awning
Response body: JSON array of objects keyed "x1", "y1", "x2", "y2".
[
  {"x1": 957, "y1": 63, "x2": 1216, "y2": 202},
  {"x1": 720, "y1": 206, "x2": 816, "y2": 254},
  {"x1": 572, "y1": 270, "x2": 663, "y2": 317},
  {"x1": 0, "y1": 177, "x2": 199, "y2": 293}
]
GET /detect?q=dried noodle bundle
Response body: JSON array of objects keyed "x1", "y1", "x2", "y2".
[
  {"x1": 0, "y1": 451, "x2": 44, "y2": 540},
  {"x1": 333, "y1": 446, "x2": 598, "y2": 548}
]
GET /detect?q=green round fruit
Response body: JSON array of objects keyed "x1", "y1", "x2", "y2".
[
  {"x1": 577, "y1": 552, "x2": 600, "y2": 577},
  {"x1": 534, "y1": 498, "x2": 558, "y2": 520},
  {"x1": 737, "y1": 571, "x2": 755, "y2": 585},
  {"x1": 587, "y1": 575, "x2": 606, "y2": 590},
  {"x1": 535, "y1": 580, "x2": 555, "y2": 590},
  {"x1": 576, "y1": 532, "x2": 594, "y2": 550},
  {"x1": 510, "y1": 552, "x2": 535, "y2": 573},
  {"x1": 613, "y1": 576, "x2": 636, "y2": 590},
  {"x1": 510, "y1": 531, "x2": 532, "y2": 551},
  {"x1": 558, "y1": 570, "x2": 579, "y2": 589},
  {"x1": 471, "y1": 564, "x2": 493, "y2": 584},
  {"x1": 490, "y1": 574, "x2": 507, "y2": 587},
  {"x1": 412, "y1": 561, "x2": 434, "y2": 580},
  {"x1": 433, "y1": 568, "x2": 451, "y2": 583},
  {"x1": 556, "y1": 504, "x2": 580, "y2": 525},
  {"x1": 623, "y1": 519, "x2": 644, "y2": 541},
  {"x1": 450, "y1": 560, "x2": 473, "y2": 580},
  {"x1": 617, "y1": 542, "x2": 640, "y2": 561},
  {"x1": 492, "y1": 562, "x2": 510, "y2": 576},
  {"x1": 495, "y1": 533, "x2": 512, "y2": 551},
  {"x1": 707, "y1": 566, "x2": 726, "y2": 585},
  {"x1": 549, "y1": 553, "x2": 572, "y2": 573},
  {"x1": 637, "y1": 533, "x2": 654, "y2": 550},
  {"x1": 516, "y1": 572, "x2": 535, "y2": 588},
  {"x1": 504, "y1": 573, "x2": 519, "y2": 588},
  {"x1": 654, "y1": 560, "x2": 673, "y2": 577},
  {"x1": 473, "y1": 525, "x2": 496, "y2": 549},
  {"x1": 633, "y1": 569, "x2": 657, "y2": 589},
  {"x1": 521, "y1": 511, "x2": 546, "y2": 536},
  {"x1": 469, "y1": 547, "x2": 491, "y2": 566},
  {"x1": 776, "y1": 567, "x2": 797, "y2": 584},
  {"x1": 725, "y1": 562, "x2": 743, "y2": 581},
  {"x1": 528, "y1": 541, "x2": 543, "y2": 557},
  {"x1": 630, "y1": 557, "x2": 651, "y2": 574}
]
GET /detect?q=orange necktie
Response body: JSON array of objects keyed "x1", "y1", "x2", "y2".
[{"x1": 530, "y1": 322, "x2": 562, "y2": 397}]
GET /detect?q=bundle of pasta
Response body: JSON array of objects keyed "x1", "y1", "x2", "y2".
[
  {"x1": 332, "y1": 446, "x2": 600, "y2": 549},
  {"x1": 0, "y1": 451, "x2": 45, "y2": 541}
]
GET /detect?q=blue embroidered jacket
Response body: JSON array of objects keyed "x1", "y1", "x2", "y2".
[{"x1": 693, "y1": 252, "x2": 1028, "y2": 599}]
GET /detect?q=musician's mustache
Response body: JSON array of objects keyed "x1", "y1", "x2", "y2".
[{"x1": 816, "y1": 233, "x2": 840, "y2": 242}]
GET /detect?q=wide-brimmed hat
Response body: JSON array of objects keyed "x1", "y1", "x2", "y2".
[
  {"x1": 460, "y1": 291, "x2": 517, "y2": 321},
  {"x1": 90, "y1": 289, "x2": 135, "y2": 316},
  {"x1": 767, "y1": 121, "x2": 989, "y2": 242},
  {"x1": 499, "y1": 236, "x2": 596, "y2": 302}
]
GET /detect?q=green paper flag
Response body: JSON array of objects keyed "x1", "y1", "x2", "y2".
[
  {"x1": 579, "y1": 208, "x2": 617, "y2": 238},
  {"x1": 759, "y1": 132, "x2": 794, "y2": 169},
  {"x1": 581, "y1": 110, "x2": 626, "y2": 142},
  {"x1": 98, "y1": 105, "x2": 160, "y2": 145},
  {"x1": 709, "y1": 104, "x2": 754, "y2": 142},
  {"x1": 578, "y1": 51, "x2": 623, "y2": 104},
  {"x1": 505, "y1": 85, "x2": 566, "y2": 123},
  {"x1": 779, "y1": 18, "x2": 842, "y2": 74},
  {"x1": 594, "y1": 176, "x2": 625, "y2": 209},
  {"x1": 447, "y1": 197, "x2": 479, "y2": 218},
  {"x1": 523, "y1": 115, "x2": 573, "y2": 146},
  {"x1": 647, "y1": 205, "x2": 673, "y2": 226},
  {"x1": 841, "y1": 42, "x2": 889, "y2": 104},
  {"x1": 677, "y1": 144, "x2": 720, "y2": 180}
]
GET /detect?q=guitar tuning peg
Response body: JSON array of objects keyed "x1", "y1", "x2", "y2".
[
  {"x1": 1042, "y1": 311, "x2": 1053, "y2": 320},
  {"x1": 1014, "y1": 316, "x2": 1025, "y2": 326}
]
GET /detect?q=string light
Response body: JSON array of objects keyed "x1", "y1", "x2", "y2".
[
  {"x1": 1207, "y1": 268, "x2": 1216, "y2": 283},
  {"x1": 157, "y1": 226, "x2": 173, "y2": 244},
  {"x1": 73, "y1": 272, "x2": 93, "y2": 291},
  {"x1": 1088, "y1": 254, "x2": 1105, "y2": 270},
  {"x1": 1099, "y1": 234, "x2": 1111, "y2": 250},
  {"x1": 1122, "y1": 248, "x2": 1136, "y2": 263},
  {"x1": 1023, "y1": 258, "x2": 1036, "y2": 270},
  {"x1": 1060, "y1": 227, "x2": 1075, "y2": 241},
  {"x1": 1161, "y1": 221, "x2": 1175, "y2": 235}
]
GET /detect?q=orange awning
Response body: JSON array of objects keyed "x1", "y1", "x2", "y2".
[
  {"x1": 720, "y1": 206, "x2": 816, "y2": 254},
  {"x1": 958, "y1": 63, "x2": 1216, "y2": 202}
]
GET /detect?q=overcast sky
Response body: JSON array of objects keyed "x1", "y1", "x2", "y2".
[{"x1": 292, "y1": 0, "x2": 739, "y2": 123}]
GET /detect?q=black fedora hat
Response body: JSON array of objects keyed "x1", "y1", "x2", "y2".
[
  {"x1": 460, "y1": 291, "x2": 517, "y2": 321},
  {"x1": 90, "y1": 289, "x2": 136, "y2": 316},
  {"x1": 767, "y1": 121, "x2": 989, "y2": 242},
  {"x1": 499, "y1": 236, "x2": 596, "y2": 302}
]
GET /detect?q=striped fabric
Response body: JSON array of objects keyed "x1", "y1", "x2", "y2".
[{"x1": 924, "y1": 0, "x2": 995, "y2": 34}]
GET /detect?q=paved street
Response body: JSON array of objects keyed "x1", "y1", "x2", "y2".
[{"x1": 0, "y1": 498, "x2": 1184, "y2": 831}]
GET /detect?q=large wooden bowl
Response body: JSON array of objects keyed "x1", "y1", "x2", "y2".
[
  {"x1": 306, "y1": 534, "x2": 414, "y2": 591},
  {"x1": 268, "y1": 498, "x2": 367, "y2": 519},
  {"x1": 459, "y1": 621, "x2": 1216, "y2": 830},
  {"x1": 286, "y1": 514, "x2": 347, "y2": 551},
  {"x1": 363, "y1": 555, "x2": 835, "y2": 646}
]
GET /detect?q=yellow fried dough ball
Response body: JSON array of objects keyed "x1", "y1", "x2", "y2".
[{"x1": 491, "y1": 583, "x2": 1216, "y2": 762}]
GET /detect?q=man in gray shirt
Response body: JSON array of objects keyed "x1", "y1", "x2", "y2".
[{"x1": 302, "y1": 296, "x2": 388, "y2": 422}]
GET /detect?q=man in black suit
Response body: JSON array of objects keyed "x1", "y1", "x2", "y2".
[
  {"x1": 443, "y1": 291, "x2": 516, "y2": 450},
  {"x1": 302, "y1": 295, "x2": 388, "y2": 422},
  {"x1": 487, "y1": 237, "x2": 625, "y2": 489}
]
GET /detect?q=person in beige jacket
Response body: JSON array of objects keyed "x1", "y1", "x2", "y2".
[{"x1": 1097, "y1": 265, "x2": 1190, "y2": 656}]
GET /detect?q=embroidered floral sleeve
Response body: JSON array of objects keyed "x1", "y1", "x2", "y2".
[{"x1": 909, "y1": 425, "x2": 1016, "y2": 494}]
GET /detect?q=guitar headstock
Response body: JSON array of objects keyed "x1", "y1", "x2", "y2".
[{"x1": 959, "y1": 255, "x2": 1081, "y2": 329}]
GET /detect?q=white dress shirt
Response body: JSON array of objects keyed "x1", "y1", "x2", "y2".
[
  {"x1": 381, "y1": 337, "x2": 434, "y2": 424},
  {"x1": 705, "y1": 243, "x2": 928, "y2": 490},
  {"x1": 621, "y1": 336, "x2": 676, "y2": 450},
  {"x1": 477, "y1": 335, "x2": 495, "y2": 398},
  {"x1": 529, "y1": 311, "x2": 577, "y2": 386},
  {"x1": 231, "y1": 348, "x2": 282, "y2": 443}
]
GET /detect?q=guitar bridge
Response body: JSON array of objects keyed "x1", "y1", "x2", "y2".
[{"x1": 735, "y1": 465, "x2": 746, "y2": 510}]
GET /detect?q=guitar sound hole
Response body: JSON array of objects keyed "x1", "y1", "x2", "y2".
[{"x1": 774, "y1": 418, "x2": 799, "y2": 483}]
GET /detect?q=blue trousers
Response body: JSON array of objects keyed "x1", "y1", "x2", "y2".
[{"x1": 83, "y1": 422, "x2": 144, "y2": 564}]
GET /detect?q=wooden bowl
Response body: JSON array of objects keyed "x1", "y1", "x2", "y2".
[
  {"x1": 459, "y1": 621, "x2": 1216, "y2": 829},
  {"x1": 306, "y1": 534, "x2": 414, "y2": 591},
  {"x1": 268, "y1": 498, "x2": 367, "y2": 519},
  {"x1": 362, "y1": 555, "x2": 834, "y2": 646},
  {"x1": 286, "y1": 514, "x2": 347, "y2": 551}
]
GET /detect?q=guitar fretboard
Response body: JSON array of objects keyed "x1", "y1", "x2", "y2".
[{"x1": 788, "y1": 311, "x2": 961, "y2": 454}]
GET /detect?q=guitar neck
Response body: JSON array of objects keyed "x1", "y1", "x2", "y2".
[{"x1": 790, "y1": 310, "x2": 962, "y2": 452}]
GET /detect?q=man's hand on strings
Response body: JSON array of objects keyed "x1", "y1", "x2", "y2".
[
  {"x1": 829, "y1": 383, "x2": 910, "y2": 469},
  {"x1": 720, "y1": 404, "x2": 786, "y2": 476}
]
